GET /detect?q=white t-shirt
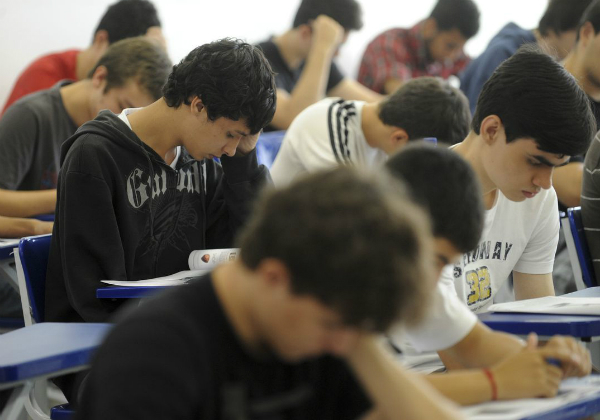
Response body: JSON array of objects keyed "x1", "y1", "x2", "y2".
[
  {"x1": 443, "y1": 187, "x2": 559, "y2": 314},
  {"x1": 270, "y1": 98, "x2": 388, "y2": 186},
  {"x1": 118, "y1": 108, "x2": 181, "y2": 169}
]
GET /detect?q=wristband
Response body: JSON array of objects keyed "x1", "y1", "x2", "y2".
[{"x1": 482, "y1": 368, "x2": 498, "y2": 401}]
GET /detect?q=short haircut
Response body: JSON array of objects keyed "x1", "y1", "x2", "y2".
[
  {"x1": 94, "y1": 0, "x2": 161, "y2": 44},
  {"x1": 429, "y1": 0, "x2": 480, "y2": 39},
  {"x1": 472, "y1": 45, "x2": 596, "y2": 156},
  {"x1": 386, "y1": 143, "x2": 484, "y2": 253},
  {"x1": 538, "y1": 0, "x2": 594, "y2": 37},
  {"x1": 162, "y1": 38, "x2": 277, "y2": 135},
  {"x1": 378, "y1": 77, "x2": 471, "y2": 145},
  {"x1": 238, "y1": 167, "x2": 433, "y2": 332},
  {"x1": 293, "y1": 0, "x2": 363, "y2": 31},
  {"x1": 87, "y1": 37, "x2": 172, "y2": 101}
]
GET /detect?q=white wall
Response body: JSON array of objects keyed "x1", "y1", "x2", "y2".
[{"x1": 0, "y1": 0, "x2": 548, "y2": 106}]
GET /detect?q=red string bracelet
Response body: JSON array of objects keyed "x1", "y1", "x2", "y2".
[{"x1": 482, "y1": 368, "x2": 498, "y2": 401}]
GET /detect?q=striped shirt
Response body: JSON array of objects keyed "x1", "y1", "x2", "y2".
[
  {"x1": 270, "y1": 98, "x2": 387, "y2": 187},
  {"x1": 581, "y1": 132, "x2": 600, "y2": 283}
]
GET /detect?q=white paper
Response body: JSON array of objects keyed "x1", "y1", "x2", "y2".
[
  {"x1": 0, "y1": 238, "x2": 20, "y2": 248},
  {"x1": 488, "y1": 296, "x2": 600, "y2": 315},
  {"x1": 101, "y1": 270, "x2": 210, "y2": 287},
  {"x1": 463, "y1": 376, "x2": 600, "y2": 420}
]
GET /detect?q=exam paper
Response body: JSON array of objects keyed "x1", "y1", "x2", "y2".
[
  {"x1": 488, "y1": 296, "x2": 600, "y2": 315},
  {"x1": 463, "y1": 376, "x2": 600, "y2": 420},
  {"x1": 101, "y1": 270, "x2": 210, "y2": 287}
]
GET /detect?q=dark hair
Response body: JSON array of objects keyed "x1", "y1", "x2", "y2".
[
  {"x1": 429, "y1": 0, "x2": 480, "y2": 39},
  {"x1": 293, "y1": 0, "x2": 363, "y2": 31},
  {"x1": 87, "y1": 37, "x2": 171, "y2": 100},
  {"x1": 163, "y1": 39, "x2": 277, "y2": 135},
  {"x1": 94, "y1": 0, "x2": 161, "y2": 44},
  {"x1": 472, "y1": 45, "x2": 596, "y2": 156},
  {"x1": 386, "y1": 143, "x2": 483, "y2": 253},
  {"x1": 378, "y1": 77, "x2": 471, "y2": 145},
  {"x1": 539, "y1": 0, "x2": 594, "y2": 37},
  {"x1": 238, "y1": 167, "x2": 433, "y2": 331}
]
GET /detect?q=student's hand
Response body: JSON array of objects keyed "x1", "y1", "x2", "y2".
[
  {"x1": 544, "y1": 335, "x2": 591, "y2": 378},
  {"x1": 235, "y1": 133, "x2": 260, "y2": 156},
  {"x1": 311, "y1": 15, "x2": 344, "y2": 52},
  {"x1": 491, "y1": 333, "x2": 576, "y2": 399}
]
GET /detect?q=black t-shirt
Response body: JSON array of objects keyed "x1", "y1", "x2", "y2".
[
  {"x1": 75, "y1": 274, "x2": 371, "y2": 420},
  {"x1": 257, "y1": 39, "x2": 345, "y2": 95}
]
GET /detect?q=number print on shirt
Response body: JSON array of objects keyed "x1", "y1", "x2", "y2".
[{"x1": 466, "y1": 266, "x2": 492, "y2": 306}]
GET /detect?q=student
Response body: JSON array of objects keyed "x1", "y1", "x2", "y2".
[
  {"x1": 2, "y1": 0, "x2": 165, "y2": 114},
  {"x1": 385, "y1": 144, "x2": 590, "y2": 405},
  {"x1": 45, "y1": 39, "x2": 277, "y2": 327},
  {"x1": 460, "y1": 0, "x2": 593, "y2": 114},
  {"x1": 0, "y1": 37, "x2": 170, "y2": 320},
  {"x1": 0, "y1": 37, "x2": 170, "y2": 205},
  {"x1": 74, "y1": 166, "x2": 470, "y2": 420},
  {"x1": 257, "y1": 0, "x2": 382, "y2": 130},
  {"x1": 582, "y1": 132, "x2": 600, "y2": 284},
  {"x1": 270, "y1": 77, "x2": 471, "y2": 187},
  {"x1": 358, "y1": 0, "x2": 480, "y2": 95},
  {"x1": 448, "y1": 45, "x2": 595, "y2": 314}
]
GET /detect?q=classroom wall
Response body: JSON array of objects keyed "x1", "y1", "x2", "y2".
[{"x1": 0, "y1": 0, "x2": 548, "y2": 107}]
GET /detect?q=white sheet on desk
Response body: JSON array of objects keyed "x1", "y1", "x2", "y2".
[
  {"x1": 488, "y1": 296, "x2": 600, "y2": 315},
  {"x1": 462, "y1": 376, "x2": 600, "y2": 420},
  {"x1": 0, "y1": 238, "x2": 20, "y2": 247},
  {"x1": 101, "y1": 270, "x2": 210, "y2": 286}
]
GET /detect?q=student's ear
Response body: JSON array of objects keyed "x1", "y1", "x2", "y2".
[
  {"x1": 480, "y1": 115, "x2": 504, "y2": 146},
  {"x1": 389, "y1": 128, "x2": 409, "y2": 150},
  {"x1": 579, "y1": 21, "x2": 595, "y2": 48},
  {"x1": 92, "y1": 30, "x2": 110, "y2": 49},
  {"x1": 255, "y1": 258, "x2": 292, "y2": 294},
  {"x1": 90, "y1": 65, "x2": 108, "y2": 89},
  {"x1": 190, "y1": 96, "x2": 205, "y2": 115},
  {"x1": 298, "y1": 23, "x2": 313, "y2": 42},
  {"x1": 422, "y1": 18, "x2": 438, "y2": 39}
]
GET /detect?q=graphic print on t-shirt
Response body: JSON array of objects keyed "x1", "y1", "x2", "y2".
[
  {"x1": 454, "y1": 239, "x2": 514, "y2": 308},
  {"x1": 327, "y1": 99, "x2": 357, "y2": 164}
]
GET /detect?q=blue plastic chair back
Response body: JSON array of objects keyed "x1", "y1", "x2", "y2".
[
  {"x1": 50, "y1": 404, "x2": 73, "y2": 420},
  {"x1": 18, "y1": 234, "x2": 52, "y2": 323},
  {"x1": 568, "y1": 207, "x2": 597, "y2": 288},
  {"x1": 256, "y1": 131, "x2": 285, "y2": 169}
]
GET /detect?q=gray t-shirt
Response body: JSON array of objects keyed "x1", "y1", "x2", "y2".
[{"x1": 0, "y1": 80, "x2": 77, "y2": 190}]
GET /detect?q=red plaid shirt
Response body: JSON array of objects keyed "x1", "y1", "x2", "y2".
[{"x1": 358, "y1": 22, "x2": 470, "y2": 94}]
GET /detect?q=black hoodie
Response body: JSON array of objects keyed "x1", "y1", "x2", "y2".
[{"x1": 45, "y1": 110, "x2": 270, "y2": 323}]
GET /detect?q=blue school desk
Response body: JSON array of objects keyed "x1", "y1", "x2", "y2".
[
  {"x1": 479, "y1": 287, "x2": 600, "y2": 341},
  {"x1": 96, "y1": 285, "x2": 166, "y2": 299},
  {"x1": 0, "y1": 323, "x2": 111, "y2": 420}
]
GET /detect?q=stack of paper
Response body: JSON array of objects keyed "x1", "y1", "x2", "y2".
[{"x1": 488, "y1": 296, "x2": 600, "y2": 315}]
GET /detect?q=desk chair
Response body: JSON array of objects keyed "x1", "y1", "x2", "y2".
[
  {"x1": 562, "y1": 207, "x2": 597, "y2": 290},
  {"x1": 13, "y1": 235, "x2": 77, "y2": 420},
  {"x1": 256, "y1": 130, "x2": 285, "y2": 169},
  {"x1": 14, "y1": 234, "x2": 52, "y2": 326}
]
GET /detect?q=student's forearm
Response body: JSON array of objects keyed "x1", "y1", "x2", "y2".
[
  {"x1": 0, "y1": 189, "x2": 56, "y2": 217},
  {"x1": 552, "y1": 162, "x2": 583, "y2": 208},
  {"x1": 347, "y1": 336, "x2": 465, "y2": 420},
  {"x1": 271, "y1": 46, "x2": 335, "y2": 129},
  {"x1": 0, "y1": 216, "x2": 53, "y2": 238},
  {"x1": 439, "y1": 323, "x2": 524, "y2": 369},
  {"x1": 424, "y1": 370, "x2": 493, "y2": 405}
]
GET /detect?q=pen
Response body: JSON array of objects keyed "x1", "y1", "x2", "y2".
[{"x1": 546, "y1": 358, "x2": 562, "y2": 367}]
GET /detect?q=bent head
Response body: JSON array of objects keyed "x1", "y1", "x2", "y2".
[
  {"x1": 87, "y1": 37, "x2": 171, "y2": 117},
  {"x1": 538, "y1": 0, "x2": 593, "y2": 59},
  {"x1": 386, "y1": 143, "x2": 484, "y2": 276},
  {"x1": 472, "y1": 45, "x2": 596, "y2": 200},
  {"x1": 423, "y1": 0, "x2": 480, "y2": 62},
  {"x1": 162, "y1": 39, "x2": 277, "y2": 160},
  {"x1": 237, "y1": 167, "x2": 434, "y2": 360}
]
